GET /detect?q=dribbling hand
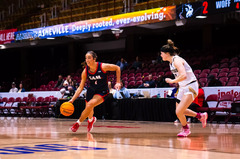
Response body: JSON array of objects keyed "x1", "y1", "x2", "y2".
[{"x1": 68, "y1": 100, "x2": 74, "y2": 103}]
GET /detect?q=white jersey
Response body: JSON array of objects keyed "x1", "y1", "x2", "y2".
[{"x1": 170, "y1": 55, "x2": 197, "y2": 87}]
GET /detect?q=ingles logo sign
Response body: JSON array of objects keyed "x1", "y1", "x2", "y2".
[{"x1": 0, "y1": 144, "x2": 107, "y2": 155}]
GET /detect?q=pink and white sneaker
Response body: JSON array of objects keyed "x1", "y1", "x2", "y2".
[
  {"x1": 87, "y1": 117, "x2": 97, "y2": 132},
  {"x1": 70, "y1": 122, "x2": 80, "y2": 132},
  {"x1": 199, "y1": 112, "x2": 208, "y2": 128},
  {"x1": 177, "y1": 128, "x2": 191, "y2": 137}
]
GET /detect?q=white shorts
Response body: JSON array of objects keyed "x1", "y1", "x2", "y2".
[{"x1": 177, "y1": 81, "x2": 199, "y2": 101}]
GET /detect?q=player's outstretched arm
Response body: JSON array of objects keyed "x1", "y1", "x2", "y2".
[{"x1": 102, "y1": 63, "x2": 121, "y2": 90}]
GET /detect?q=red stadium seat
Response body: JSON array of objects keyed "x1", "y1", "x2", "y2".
[
  {"x1": 219, "y1": 68, "x2": 229, "y2": 73},
  {"x1": 229, "y1": 67, "x2": 239, "y2": 73},
  {"x1": 229, "y1": 77, "x2": 239, "y2": 82},
  {"x1": 135, "y1": 76, "x2": 143, "y2": 81},
  {"x1": 143, "y1": 76, "x2": 149, "y2": 82},
  {"x1": 199, "y1": 78, "x2": 207, "y2": 84},
  {"x1": 142, "y1": 72, "x2": 149, "y2": 77},
  {"x1": 128, "y1": 77, "x2": 135, "y2": 82},
  {"x1": 199, "y1": 73, "x2": 208, "y2": 79},
  {"x1": 201, "y1": 69, "x2": 210, "y2": 74},
  {"x1": 48, "y1": 81, "x2": 55, "y2": 85},
  {"x1": 219, "y1": 63, "x2": 229, "y2": 69},
  {"x1": 36, "y1": 97, "x2": 44, "y2": 105},
  {"x1": 152, "y1": 72, "x2": 157, "y2": 76},
  {"x1": 128, "y1": 73, "x2": 135, "y2": 78},
  {"x1": 228, "y1": 72, "x2": 238, "y2": 78},
  {"x1": 37, "y1": 88, "x2": 43, "y2": 91},
  {"x1": 157, "y1": 72, "x2": 164, "y2": 76},
  {"x1": 127, "y1": 81, "x2": 136, "y2": 88},
  {"x1": 152, "y1": 76, "x2": 158, "y2": 81},
  {"x1": 40, "y1": 85, "x2": 46, "y2": 89},
  {"x1": 227, "y1": 81, "x2": 237, "y2": 86},
  {"x1": 229, "y1": 62, "x2": 238, "y2": 68},
  {"x1": 31, "y1": 88, "x2": 37, "y2": 91},
  {"x1": 135, "y1": 80, "x2": 143, "y2": 87},
  {"x1": 122, "y1": 77, "x2": 128, "y2": 82},
  {"x1": 218, "y1": 72, "x2": 228, "y2": 78},
  {"x1": 211, "y1": 63, "x2": 219, "y2": 69},
  {"x1": 210, "y1": 68, "x2": 219, "y2": 74},
  {"x1": 219, "y1": 77, "x2": 228, "y2": 84},
  {"x1": 53, "y1": 88, "x2": 60, "y2": 91},
  {"x1": 121, "y1": 73, "x2": 128, "y2": 78},
  {"x1": 194, "y1": 69, "x2": 201, "y2": 74},
  {"x1": 164, "y1": 71, "x2": 172, "y2": 78}
]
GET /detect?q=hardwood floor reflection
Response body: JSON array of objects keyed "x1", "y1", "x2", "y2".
[{"x1": 0, "y1": 117, "x2": 240, "y2": 159}]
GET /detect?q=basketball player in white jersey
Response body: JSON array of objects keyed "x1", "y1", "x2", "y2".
[{"x1": 161, "y1": 39, "x2": 208, "y2": 137}]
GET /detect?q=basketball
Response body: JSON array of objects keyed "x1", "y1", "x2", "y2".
[{"x1": 60, "y1": 102, "x2": 74, "y2": 116}]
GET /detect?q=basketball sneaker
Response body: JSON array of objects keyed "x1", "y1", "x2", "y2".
[
  {"x1": 177, "y1": 128, "x2": 191, "y2": 137},
  {"x1": 87, "y1": 117, "x2": 97, "y2": 132},
  {"x1": 199, "y1": 112, "x2": 208, "y2": 128},
  {"x1": 70, "y1": 122, "x2": 80, "y2": 132}
]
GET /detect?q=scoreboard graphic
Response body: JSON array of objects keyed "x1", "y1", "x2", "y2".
[{"x1": 177, "y1": 0, "x2": 240, "y2": 19}]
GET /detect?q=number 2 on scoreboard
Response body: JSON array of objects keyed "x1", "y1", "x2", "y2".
[{"x1": 202, "y1": 1, "x2": 208, "y2": 14}]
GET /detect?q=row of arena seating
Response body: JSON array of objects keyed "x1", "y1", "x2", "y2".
[
  {"x1": 199, "y1": 94, "x2": 240, "y2": 123},
  {"x1": 29, "y1": 54, "x2": 240, "y2": 90},
  {"x1": 0, "y1": 96, "x2": 58, "y2": 117}
]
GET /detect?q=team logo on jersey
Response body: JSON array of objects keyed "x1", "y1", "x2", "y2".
[
  {"x1": 171, "y1": 68, "x2": 178, "y2": 73},
  {"x1": 89, "y1": 75, "x2": 101, "y2": 80}
]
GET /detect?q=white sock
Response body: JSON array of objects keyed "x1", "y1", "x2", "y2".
[
  {"x1": 88, "y1": 117, "x2": 93, "y2": 122},
  {"x1": 76, "y1": 120, "x2": 81, "y2": 125}
]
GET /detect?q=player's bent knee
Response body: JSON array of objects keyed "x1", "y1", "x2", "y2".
[
  {"x1": 176, "y1": 108, "x2": 184, "y2": 117},
  {"x1": 85, "y1": 103, "x2": 95, "y2": 110}
]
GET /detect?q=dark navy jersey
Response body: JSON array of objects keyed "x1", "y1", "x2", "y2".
[{"x1": 86, "y1": 62, "x2": 108, "y2": 92}]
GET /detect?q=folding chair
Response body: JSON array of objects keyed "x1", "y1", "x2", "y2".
[
  {"x1": 209, "y1": 94, "x2": 233, "y2": 123},
  {"x1": 225, "y1": 95, "x2": 240, "y2": 123}
]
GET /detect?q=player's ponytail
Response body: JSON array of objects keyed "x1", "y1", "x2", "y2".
[{"x1": 161, "y1": 39, "x2": 179, "y2": 56}]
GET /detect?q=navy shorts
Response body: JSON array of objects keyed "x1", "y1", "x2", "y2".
[{"x1": 86, "y1": 87, "x2": 109, "y2": 102}]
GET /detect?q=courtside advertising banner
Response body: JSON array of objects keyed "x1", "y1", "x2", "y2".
[
  {"x1": 15, "y1": 6, "x2": 176, "y2": 40},
  {"x1": 203, "y1": 86, "x2": 240, "y2": 108},
  {"x1": 0, "y1": 29, "x2": 17, "y2": 44}
]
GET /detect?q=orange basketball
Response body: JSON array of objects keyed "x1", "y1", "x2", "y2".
[{"x1": 60, "y1": 102, "x2": 74, "y2": 116}]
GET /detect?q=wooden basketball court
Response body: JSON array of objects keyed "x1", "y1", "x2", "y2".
[{"x1": 0, "y1": 117, "x2": 239, "y2": 159}]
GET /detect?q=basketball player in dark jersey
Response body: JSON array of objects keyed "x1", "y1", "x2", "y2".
[{"x1": 69, "y1": 51, "x2": 121, "y2": 132}]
